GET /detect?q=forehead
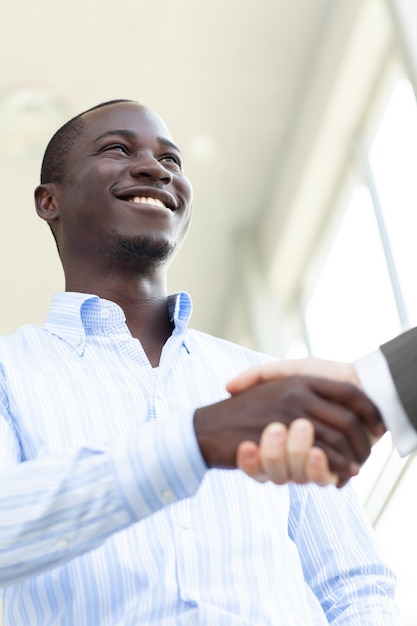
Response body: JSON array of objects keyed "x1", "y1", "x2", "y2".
[{"x1": 79, "y1": 103, "x2": 174, "y2": 147}]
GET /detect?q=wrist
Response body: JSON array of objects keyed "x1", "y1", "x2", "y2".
[{"x1": 194, "y1": 404, "x2": 233, "y2": 469}]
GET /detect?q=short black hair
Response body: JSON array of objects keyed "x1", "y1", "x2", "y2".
[{"x1": 40, "y1": 99, "x2": 140, "y2": 184}]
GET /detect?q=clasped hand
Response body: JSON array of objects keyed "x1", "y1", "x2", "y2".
[{"x1": 194, "y1": 365, "x2": 385, "y2": 488}]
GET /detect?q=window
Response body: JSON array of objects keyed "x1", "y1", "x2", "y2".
[
  {"x1": 305, "y1": 184, "x2": 401, "y2": 360},
  {"x1": 302, "y1": 75, "x2": 417, "y2": 626}
]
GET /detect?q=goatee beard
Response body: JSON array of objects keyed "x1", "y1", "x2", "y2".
[{"x1": 101, "y1": 230, "x2": 176, "y2": 272}]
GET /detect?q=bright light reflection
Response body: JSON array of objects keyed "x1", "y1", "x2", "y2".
[
  {"x1": 304, "y1": 78, "x2": 417, "y2": 625},
  {"x1": 305, "y1": 185, "x2": 401, "y2": 361},
  {"x1": 370, "y1": 79, "x2": 417, "y2": 325}
]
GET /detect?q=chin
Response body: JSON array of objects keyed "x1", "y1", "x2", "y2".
[{"x1": 102, "y1": 230, "x2": 177, "y2": 271}]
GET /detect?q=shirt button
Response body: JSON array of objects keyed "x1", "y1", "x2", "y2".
[
  {"x1": 156, "y1": 389, "x2": 164, "y2": 399},
  {"x1": 179, "y1": 520, "x2": 190, "y2": 529},
  {"x1": 119, "y1": 333, "x2": 129, "y2": 342},
  {"x1": 57, "y1": 538, "x2": 69, "y2": 551},
  {"x1": 100, "y1": 308, "x2": 110, "y2": 319},
  {"x1": 161, "y1": 489, "x2": 174, "y2": 503}
]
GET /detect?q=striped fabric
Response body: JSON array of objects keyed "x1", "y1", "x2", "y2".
[{"x1": 0, "y1": 292, "x2": 398, "y2": 625}]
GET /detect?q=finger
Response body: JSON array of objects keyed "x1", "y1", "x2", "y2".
[
  {"x1": 310, "y1": 376, "x2": 385, "y2": 440},
  {"x1": 226, "y1": 358, "x2": 357, "y2": 396},
  {"x1": 305, "y1": 447, "x2": 338, "y2": 486},
  {"x1": 237, "y1": 441, "x2": 268, "y2": 483},
  {"x1": 314, "y1": 400, "x2": 374, "y2": 464},
  {"x1": 313, "y1": 418, "x2": 364, "y2": 474},
  {"x1": 313, "y1": 437, "x2": 360, "y2": 485},
  {"x1": 273, "y1": 385, "x2": 368, "y2": 468},
  {"x1": 288, "y1": 378, "x2": 375, "y2": 465},
  {"x1": 226, "y1": 366, "x2": 270, "y2": 395},
  {"x1": 227, "y1": 361, "x2": 308, "y2": 395},
  {"x1": 259, "y1": 422, "x2": 289, "y2": 484},
  {"x1": 286, "y1": 418, "x2": 315, "y2": 483}
]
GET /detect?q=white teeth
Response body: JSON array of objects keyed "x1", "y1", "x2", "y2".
[{"x1": 130, "y1": 196, "x2": 166, "y2": 208}]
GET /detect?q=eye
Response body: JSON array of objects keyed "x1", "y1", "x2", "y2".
[
  {"x1": 101, "y1": 143, "x2": 130, "y2": 155},
  {"x1": 160, "y1": 154, "x2": 182, "y2": 170}
]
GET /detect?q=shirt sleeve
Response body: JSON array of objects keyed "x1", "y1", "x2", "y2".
[
  {"x1": 0, "y1": 407, "x2": 206, "y2": 587},
  {"x1": 288, "y1": 482, "x2": 398, "y2": 625},
  {"x1": 355, "y1": 350, "x2": 417, "y2": 456}
]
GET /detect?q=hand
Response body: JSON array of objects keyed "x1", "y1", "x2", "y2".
[
  {"x1": 194, "y1": 374, "x2": 381, "y2": 486},
  {"x1": 227, "y1": 357, "x2": 361, "y2": 392},
  {"x1": 237, "y1": 418, "x2": 338, "y2": 486},
  {"x1": 226, "y1": 358, "x2": 385, "y2": 444}
]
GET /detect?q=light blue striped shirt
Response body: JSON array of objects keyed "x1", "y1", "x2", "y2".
[{"x1": 0, "y1": 292, "x2": 397, "y2": 625}]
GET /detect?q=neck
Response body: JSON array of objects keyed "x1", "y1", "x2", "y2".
[{"x1": 65, "y1": 268, "x2": 173, "y2": 367}]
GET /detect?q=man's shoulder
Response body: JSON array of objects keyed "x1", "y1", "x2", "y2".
[
  {"x1": 187, "y1": 328, "x2": 277, "y2": 366},
  {"x1": 0, "y1": 324, "x2": 45, "y2": 353}
]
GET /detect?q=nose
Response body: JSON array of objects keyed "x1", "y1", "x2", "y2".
[{"x1": 129, "y1": 152, "x2": 173, "y2": 184}]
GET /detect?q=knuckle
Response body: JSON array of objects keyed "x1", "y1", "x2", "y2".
[
  {"x1": 281, "y1": 382, "x2": 306, "y2": 405},
  {"x1": 343, "y1": 411, "x2": 358, "y2": 435},
  {"x1": 328, "y1": 430, "x2": 346, "y2": 451},
  {"x1": 288, "y1": 374, "x2": 307, "y2": 389},
  {"x1": 357, "y1": 446, "x2": 371, "y2": 465},
  {"x1": 341, "y1": 381, "x2": 359, "y2": 398}
]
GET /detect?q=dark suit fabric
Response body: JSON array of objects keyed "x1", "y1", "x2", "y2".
[{"x1": 380, "y1": 327, "x2": 417, "y2": 431}]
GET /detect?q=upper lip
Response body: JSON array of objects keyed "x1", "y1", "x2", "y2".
[{"x1": 112, "y1": 185, "x2": 178, "y2": 211}]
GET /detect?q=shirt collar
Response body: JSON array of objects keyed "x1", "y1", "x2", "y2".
[{"x1": 44, "y1": 291, "x2": 193, "y2": 355}]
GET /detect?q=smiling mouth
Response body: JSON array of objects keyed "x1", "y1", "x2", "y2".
[{"x1": 127, "y1": 196, "x2": 167, "y2": 209}]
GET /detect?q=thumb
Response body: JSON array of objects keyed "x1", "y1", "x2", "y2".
[{"x1": 226, "y1": 362, "x2": 285, "y2": 395}]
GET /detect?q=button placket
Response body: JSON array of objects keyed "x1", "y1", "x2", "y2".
[{"x1": 171, "y1": 500, "x2": 199, "y2": 601}]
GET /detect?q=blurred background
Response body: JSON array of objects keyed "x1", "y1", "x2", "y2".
[{"x1": 1, "y1": 0, "x2": 417, "y2": 622}]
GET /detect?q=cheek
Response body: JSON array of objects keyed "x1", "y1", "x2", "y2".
[
  {"x1": 66, "y1": 161, "x2": 114, "y2": 194},
  {"x1": 177, "y1": 206, "x2": 193, "y2": 244},
  {"x1": 177, "y1": 173, "x2": 193, "y2": 204},
  {"x1": 64, "y1": 170, "x2": 112, "y2": 215}
]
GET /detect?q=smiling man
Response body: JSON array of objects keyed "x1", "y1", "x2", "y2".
[{"x1": 0, "y1": 100, "x2": 398, "y2": 625}]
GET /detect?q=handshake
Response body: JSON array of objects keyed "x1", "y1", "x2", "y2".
[
  {"x1": 196, "y1": 323, "x2": 417, "y2": 489},
  {"x1": 227, "y1": 358, "x2": 386, "y2": 488}
]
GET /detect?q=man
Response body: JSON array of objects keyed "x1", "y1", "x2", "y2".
[
  {"x1": 0, "y1": 100, "x2": 398, "y2": 624},
  {"x1": 228, "y1": 328, "x2": 417, "y2": 482}
]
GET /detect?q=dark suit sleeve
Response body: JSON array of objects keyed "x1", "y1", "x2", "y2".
[{"x1": 380, "y1": 327, "x2": 417, "y2": 432}]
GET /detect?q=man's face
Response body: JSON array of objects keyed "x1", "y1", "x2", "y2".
[{"x1": 52, "y1": 102, "x2": 193, "y2": 270}]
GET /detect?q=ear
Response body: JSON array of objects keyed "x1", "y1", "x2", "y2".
[{"x1": 34, "y1": 183, "x2": 60, "y2": 224}]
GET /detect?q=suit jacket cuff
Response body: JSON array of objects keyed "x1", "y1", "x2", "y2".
[
  {"x1": 380, "y1": 327, "x2": 417, "y2": 431},
  {"x1": 355, "y1": 350, "x2": 417, "y2": 456}
]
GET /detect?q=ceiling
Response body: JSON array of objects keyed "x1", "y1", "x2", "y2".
[{"x1": 1, "y1": 0, "x2": 379, "y2": 342}]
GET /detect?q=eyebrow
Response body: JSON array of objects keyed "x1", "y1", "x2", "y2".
[{"x1": 94, "y1": 129, "x2": 182, "y2": 155}]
